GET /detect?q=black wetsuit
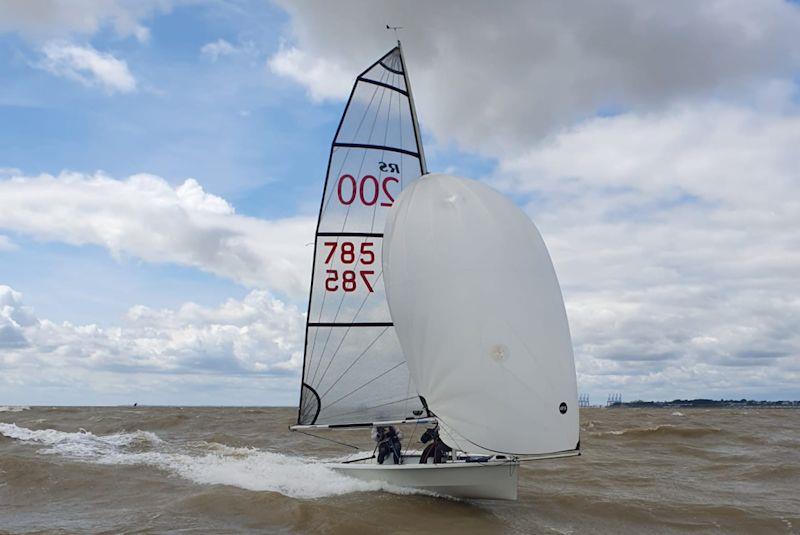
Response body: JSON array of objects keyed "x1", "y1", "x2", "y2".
[
  {"x1": 376, "y1": 427, "x2": 402, "y2": 465},
  {"x1": 419, "y1": 427, "x2": 452, "y2": 464}
]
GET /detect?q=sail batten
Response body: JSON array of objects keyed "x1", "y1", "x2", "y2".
[{"x1": 297, "y1": 45, "x2": 426, "y2": 426}]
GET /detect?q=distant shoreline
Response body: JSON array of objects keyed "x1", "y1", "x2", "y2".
[{"x1": 602, "y1": 399, "x2": 800, "y2": 409}]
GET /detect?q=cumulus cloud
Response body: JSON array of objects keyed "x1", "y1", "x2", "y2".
[
  {"x1": 272, "y1": 0, "x2": 800, "y2": 154},
  {"x1": 200, "y1": 38, "x2": 237, "y2": 62},
  {"x1": 37, "y1": 41, "x2": 137, "y2": 93},
  {"x1": 0, "y1": 286, "x2": 35, "y2": 349},
  {"x1": 0, "y1": 0, "x2": 172, "y2": 42},
  {"x1": 489, "y1": 101, "x2": 800, "y2": 400},
  {"x1": 0, "y1": 285, "x2": 304, "y2": 401},
  {"x1": 0, "y1": 172, "x2": 314, "y2": 296},
  {"x1": 0, "y1": 235, "x2": 17, "y2": 251},
  {"x1": 268, "y1": 45, "x2": 353, "y2": 102}
]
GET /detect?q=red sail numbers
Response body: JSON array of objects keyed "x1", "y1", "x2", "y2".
[
  {"x1": 337, "y1": 174, "x2": 399, "y2": 207},
  {"x1": 323, "y1": 241, "x2": 375, "y2": 293},
  {"x1": 325, "y1": 173, "x2": 398, "y2": 293}
]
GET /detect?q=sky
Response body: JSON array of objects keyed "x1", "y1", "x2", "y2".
[{"x1": 1, "y1": 0, "x2": 799, "y2": 406}]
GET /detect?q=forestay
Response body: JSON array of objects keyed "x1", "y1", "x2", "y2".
[
  {"x1": 383, "y1": 174, "x2": 580, "y2": 455},
  {"x1": 297, "y1": 46, "x2": 427, "y2": 427}
]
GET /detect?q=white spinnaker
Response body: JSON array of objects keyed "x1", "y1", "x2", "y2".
[{"x1": 383, "y1": 174, "x2": 579, "y2": 455}]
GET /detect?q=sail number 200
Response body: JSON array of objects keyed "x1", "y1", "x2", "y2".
[
  {"x1": 337, "y1": 174, "x2": 399, "y2": 207},
  {"x1": 323, "y1": 241, "x2": 375, "y2": 293}
]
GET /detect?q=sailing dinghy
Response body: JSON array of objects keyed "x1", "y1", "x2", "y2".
[{"x1": 291, "y1": 42, "x2": 579, "y2": 500}]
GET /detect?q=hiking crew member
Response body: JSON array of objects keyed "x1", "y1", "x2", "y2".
[
  {"x1": 372, "y1": 425, "x2": 403, "y2": 464},
  {"x1": 419, "y1": 425, "x2": 452, "y2": 464}
]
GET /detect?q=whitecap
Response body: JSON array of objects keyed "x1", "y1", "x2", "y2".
[
  {"x1": 0, "y1": 406, "x2": 30, "y2": 412},
  {"x1": 0, "y1": 423, "x2": 427, "y2": 499}
]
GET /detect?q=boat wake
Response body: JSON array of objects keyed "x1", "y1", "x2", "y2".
[{"x1": 0, "y1": 423, "x2": 422, "y2": 499}]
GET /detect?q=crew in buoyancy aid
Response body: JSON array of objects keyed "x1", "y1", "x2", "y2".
[
  {"x1": 372, "y1": 425, "x2": 403, "y2": 464},
  {"x1": 419, "y1": 425, "x2": 452, "y2": 464}
]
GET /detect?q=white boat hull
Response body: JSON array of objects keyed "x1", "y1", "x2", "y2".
[{"x1": 330, "y1": 456, "x2": 519, "y2": 500}]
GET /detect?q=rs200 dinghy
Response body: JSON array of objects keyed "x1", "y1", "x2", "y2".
[{"x1": 290, "y1": 41, "x2": 579, "y2": 501}]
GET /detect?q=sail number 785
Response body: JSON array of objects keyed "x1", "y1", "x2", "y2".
[{"x1": 323, "y1": 241, "x2": 375, "y2": 293}]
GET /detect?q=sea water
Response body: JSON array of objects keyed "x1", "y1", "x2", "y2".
[{"x1": 1, "y1": 406, "x2": 798, "y2": 533}]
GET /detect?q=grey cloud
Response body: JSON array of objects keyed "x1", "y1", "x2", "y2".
[
  {"x1": 495, "y1": 102, "x2": 800, "y2": 400},
  {"x1": 273, "y1": 0, "x2": 800, "y2": 154},
  {"x1": 0, "y1": 0, "x2": 173, "y2": 42},
  {"x1": 0, "y1": 324, "x2": 28, "y2": 349}
]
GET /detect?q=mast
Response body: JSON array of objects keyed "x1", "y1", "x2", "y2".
[{"x1": 397, "y1": 41, "x2": 428, "y2": 175}]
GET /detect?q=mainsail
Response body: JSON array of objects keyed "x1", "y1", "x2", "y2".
[
  {"x1": 383, "y1": 174, "x2": 580, "y2": 456},
  {"x1": 296, "y1": 45, "x2": 427, "y2": 427}
]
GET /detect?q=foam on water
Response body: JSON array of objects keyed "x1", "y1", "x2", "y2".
[
  {"x1": 0, "y1": 406, "x2": 30, "y2": 412},
  {"x1": 0, "y1": 423, "x2": 420, "y2": 499}
]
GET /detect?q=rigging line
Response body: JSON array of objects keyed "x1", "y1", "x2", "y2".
[
  {"x1": 341, "y1": 454, "x2": 376, "y2": 464},
  {"x1": 312, "y1": 271, "x2": 387, "y2": 391},
  {"x1": 323, "y1": 396, "x2": 418, "y2": 421},
  {"x1": 317, "y1": 324, "x2": 391, "y2": 400},
  {"x1": 294, "y1": 429, "x2": 361, "y2": 451},
  {"x1": 403, "y1": 418, "x2": 420, "y2": 458},
  {"x1": 402, "y1": 365, "x2": 412, "y2": 426},
  {"x1": 324, "y1": 361, "x2": 405, "y2": 411}
]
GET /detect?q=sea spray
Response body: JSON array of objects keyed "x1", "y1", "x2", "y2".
[{"x1": 0, "y1": 423, "x2": 424, "y2": 499}]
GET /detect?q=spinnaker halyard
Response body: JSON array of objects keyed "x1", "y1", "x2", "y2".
[{"x1": 294, "y1": 45, "x2": 427, "y2": 428}]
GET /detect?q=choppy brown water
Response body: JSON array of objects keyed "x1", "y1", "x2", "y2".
[{"x1": 1, "y1": 406, "x2": 798, "y2": 534}]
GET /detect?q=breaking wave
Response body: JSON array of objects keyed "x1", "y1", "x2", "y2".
[
  {"x1": 592, "y1": 424, "x2": 722, "y2": 438},
  {"x1": 0, "y1": 406, "x2": 30, "y2": 412},
  {"x1": 0, "y1": 423, "x2": 421, "y2": 499}
]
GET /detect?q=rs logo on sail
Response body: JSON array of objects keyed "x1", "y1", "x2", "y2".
[{"x1": 378, "y1": 161, "x2": 400, "y2": 173}]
